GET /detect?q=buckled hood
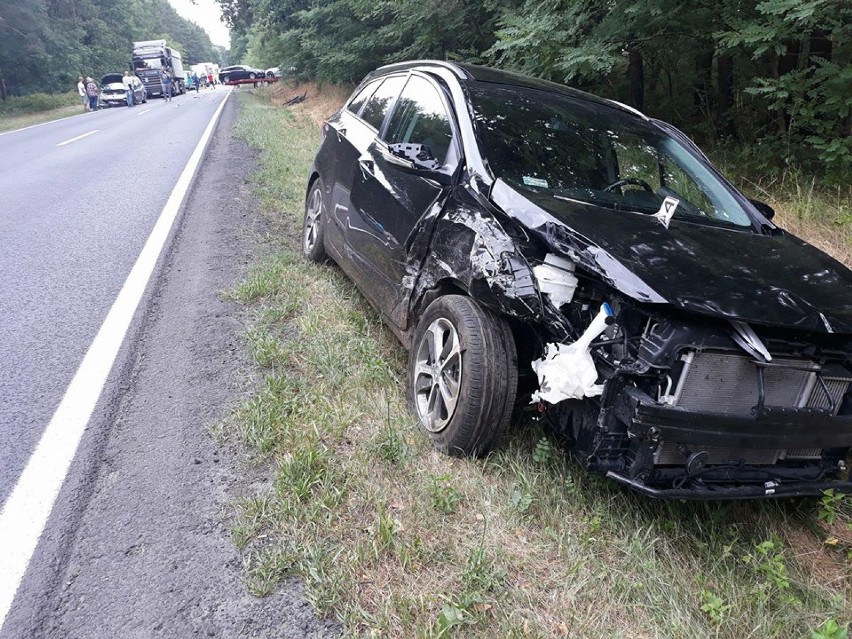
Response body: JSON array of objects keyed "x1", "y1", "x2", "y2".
[{"x1": 491, "y1": 179, "x2": 852, "y2": 334}]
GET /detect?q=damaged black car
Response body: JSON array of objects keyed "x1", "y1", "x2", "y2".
[{"x1": 303, "y1": 61, "x2": 852, "y2": 500}]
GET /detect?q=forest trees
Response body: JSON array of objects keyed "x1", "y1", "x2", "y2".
[
  {"x1": 0, "y1": 0, "x2": 222, "y2": 98},
  {"x1": 220, "y1": 0, "x2": 850, "y2": 180}
]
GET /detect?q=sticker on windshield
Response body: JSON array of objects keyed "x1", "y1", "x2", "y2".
[
  {"x1": 523, "y1": 176, "x2": 549, "y2": 188},
  {"x1": 654, "y1": 196, "x2": 679, "y2": 229}
]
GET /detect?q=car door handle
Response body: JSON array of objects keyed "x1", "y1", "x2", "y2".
[{"x1": 358, "y1": 157, "x2": 375, "y2": 177}]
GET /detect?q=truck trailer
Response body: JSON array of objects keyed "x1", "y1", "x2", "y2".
[{"x1": 132, "y1": 40, "x2": 185, "y2": 97}]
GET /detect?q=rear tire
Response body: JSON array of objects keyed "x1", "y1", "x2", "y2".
[
  {"x1": 408, "y1": 295, "x2": 517, "y2": 457},
  {"x1": 302, "y1": 178, "x2": 327, "y2": 262}
]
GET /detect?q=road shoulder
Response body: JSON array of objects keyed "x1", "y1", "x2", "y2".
[{"x1": 33, "y1": 97, "x2": 337, "y2": 638}]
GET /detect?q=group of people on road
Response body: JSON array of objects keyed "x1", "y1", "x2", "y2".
[
  {"x1": 188, "y1": 71, "x2": 217, "y2": 92},
  {"x1": 77, "y1": 76, "x2": 99, "y2": 112},
  {"x1": 76, "y1": 68, "x2": 182, "y2": 110}
]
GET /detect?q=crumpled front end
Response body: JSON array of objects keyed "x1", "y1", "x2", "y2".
[{"x1": 536, "y1": 303, "x2": 852, "y2": 499}]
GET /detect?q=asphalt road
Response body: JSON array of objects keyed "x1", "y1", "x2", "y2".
[
  {"x1": 0, "y1": 93, "x2": 336, "y2": 636},
  {"x1": 0, "y1": 90, "x2": 224, "y2": 506}
]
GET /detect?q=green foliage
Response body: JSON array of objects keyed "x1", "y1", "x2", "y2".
[
  {"x1": 743, "y1": 540, "x2": 791, "y2": 592},
  {"x1": 0, "y1": 0, "x2": 220, "y2": 98},
  {"x1": 222, "y1": 0, "x2": 852, "y2": 181},
  {"x1": 532, "y1": 436, "x2": 554, "y2": 465},
  {"x1": 813, "y1": 618, "x2": 849, "y2": 639},
  {"x1": 699, "y1": 589, "x2": 731, "y2": 625},
  {"x1": 818, "y1": 489, "x2": 846, "y2": 525},
  {"x1": 427, "y1": 473, "x2": 463, "y2": 514},
  {"x1": 0, "y1": 91, "x2": 76, "y2": 115}
]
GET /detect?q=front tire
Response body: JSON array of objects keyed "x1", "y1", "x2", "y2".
[
  {"x1": 409, "y1": 295, "x2": 517, "y2": 457},
  {"x1": 302, "y1": 179, "x2": 327, "y2": 262}
]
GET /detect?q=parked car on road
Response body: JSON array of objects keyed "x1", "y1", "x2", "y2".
[
  {"x1": 218, "y1": 65, "x2": 263, "y2": 84},
  {"x1": 303, "y1": 60, "x2": 852, "y2": 500},
  {"x1": 99, "y1": 73, "x2": 146, "y2": 107}
]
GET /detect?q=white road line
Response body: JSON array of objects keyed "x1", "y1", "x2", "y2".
[
  {"x1": 136, "y1": 108, "x2": 153, "y2": 116},
  {"x1": 0, "y1": 91, "x2": 231, "y2": 630},
  {"x1": 56, "y1": 130, "x2": 99, "y2": 146}
]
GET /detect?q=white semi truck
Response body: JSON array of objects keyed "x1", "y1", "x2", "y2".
[{"x1": 132, "y1": 40, "x2": 185, "y2": 97}]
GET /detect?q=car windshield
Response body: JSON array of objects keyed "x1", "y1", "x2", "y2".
[{"x1": 470, "y1": 83, "x2": 753, "y2": 228}]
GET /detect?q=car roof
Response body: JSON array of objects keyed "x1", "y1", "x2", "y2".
[{"x1": 370, "y1": 60, "x2": 647, "y2": 121}]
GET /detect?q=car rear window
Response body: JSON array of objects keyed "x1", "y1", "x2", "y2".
[{"x1": 359, "y1": 76, "x2": 406, "y2": 131}]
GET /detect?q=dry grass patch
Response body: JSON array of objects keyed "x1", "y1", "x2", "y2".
[{"x1": 225, "y1": 88, "x2": 852, "y2": 638}]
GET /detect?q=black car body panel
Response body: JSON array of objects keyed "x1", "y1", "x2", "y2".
[
  {"x1": 305, "y1": 60, "x2": 852, "y2": 499},
  {"x1": 219, "y1": 65, "x2": 264, "y2": 84}
]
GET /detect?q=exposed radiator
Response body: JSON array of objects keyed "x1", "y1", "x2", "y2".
[
  {"x1": 653, "y1": 351, "x2": 851, "y2": 467},
  {"x1": 654, "y1": 443, "x2": 822, "y2": 467},
  {"x1": 670, "y1": 352, "x2": 850, "y2": 416}
]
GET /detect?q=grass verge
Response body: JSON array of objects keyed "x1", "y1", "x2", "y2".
[
  {"x1": 0, "y1": 92, "x2": 81, "y2": 133},
  {"x1": 224, "y1": 85, "x2": 852, "y2": 638}
]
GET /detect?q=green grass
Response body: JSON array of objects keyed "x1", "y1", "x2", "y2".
[
  {"x1": 223, "y1": 88, "x2": 852, "y2": 637},
  {"x1": 0, "y1": 91, "x2": 82, "y2": 133}
]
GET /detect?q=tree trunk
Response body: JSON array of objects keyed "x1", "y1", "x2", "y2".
[
  {"x1": 693, "y1": 47, "x2": 714, "y2": 117},
  {"x1": 775, "y1": 40, "x2": 801, "y2": 135},
  {"x1": 716, "y1": 54, "x2": 735, "y2": 138},
  {"x1": 808, "y1": 29, "x2": 832, "y2": 65},
  {"x1": 627, "y1": 46, "x2": 644, "y2": 111}
]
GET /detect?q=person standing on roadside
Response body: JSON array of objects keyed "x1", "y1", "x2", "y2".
[
  {"x1": 77, "y1": 76, "x2": 88, "y2": 112},
  {"x1": 161, "y1": 69, "x2": 172, "y2": 102},
  {"x1": 207, "y1": 72, "x2": 215, "y2": 89},
  {"x1": 85, "y1": 77, "x2": 99, "y2": 111},
  {"x1": 122, "y1": 70, "x2": 135, "y2": 107},
  {"x1": 192, "y1": 71, "x2": 200, "y2": 93}
]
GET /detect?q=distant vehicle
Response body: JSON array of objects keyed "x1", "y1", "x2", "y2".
[
  {"x1": 219, "y1": 65, "x2": 264, "y2": 85},
  {"x1": 132, "y1": 39, "x2": 185, "y2": 97},
  {"x1": 99, "y1": 73, "x2": 146, "y2": 107},
  {"x1": 192, "y1": 62, "x2": 220, "y2": 86},
  {"x1": 265, "y1": 67, "x2": 281, "y2": 80}
]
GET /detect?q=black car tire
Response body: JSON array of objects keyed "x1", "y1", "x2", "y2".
[
  {"x1": 302, "y1": 179, "x2": 327, "y2": 262},
  {"x1": 408, "y1": 295, "x2": 517, "y2": 457},
  {"x1": 249, "y1": 73, "x2": 256, "y2": 80},
  {"x1": 221, "y1": 75, "x2": 229, "y2": 83}
]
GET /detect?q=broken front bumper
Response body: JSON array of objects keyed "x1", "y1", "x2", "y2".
[
  {"x1": 607, "y1": 386, "x2": 852, "y2": 499},
  {"x1": 607, "y1": 471, "x2": 852, "y2": 499}
]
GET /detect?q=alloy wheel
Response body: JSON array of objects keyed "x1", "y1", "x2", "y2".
[
  {"x1": 413, "y1": 317, "x2": 463, "y2": 432},
  {"x1": 304, "y1": 188, "x2": 322, "y2": 253}
]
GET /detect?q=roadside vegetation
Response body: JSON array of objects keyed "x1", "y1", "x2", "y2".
[
  {"x1": 0, "y1": 92, "x2": 82, "y2": 133},
  {"x1": 219, "y1": 85, "x2": 852, "y2": 638}
]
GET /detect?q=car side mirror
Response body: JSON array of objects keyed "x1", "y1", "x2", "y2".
[
  {"x1": 389, "y1": 142, "x2": 441, "y2": 171},
  {"x1": 383, "y1": 143, "x2": 453, "y2": 186},
  {"x1": 749, "y1": 198, "x2": 775, "y2": 220}
]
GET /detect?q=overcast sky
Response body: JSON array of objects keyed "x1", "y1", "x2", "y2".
[{"x1": 167, "y1": 0, "x2": 231, "y2": 49}]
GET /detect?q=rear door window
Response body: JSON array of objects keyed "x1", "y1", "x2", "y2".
[{"x1": 359, "y1": 76, "x2": 406, "y2": 131}]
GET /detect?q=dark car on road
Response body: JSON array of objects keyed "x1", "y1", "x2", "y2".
[
  {"x1": 99, "y1": 73, "x2": 146, "y2": 107},
  {"x1": 218, "y1": 65, "x2": 263, "y2": 84},
  {"x1": 303, "y1": 60, "x2": 852, "y2": 500}
]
